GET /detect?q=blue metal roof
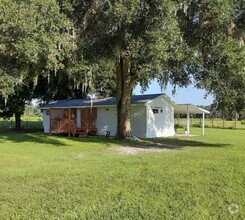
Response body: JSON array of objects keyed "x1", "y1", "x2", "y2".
[{"x1": 40, "y1": 93, "x2": 165, "y2": 109}]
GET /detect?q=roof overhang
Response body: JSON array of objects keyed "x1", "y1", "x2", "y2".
[
  {"x1": 145, "y1": 94, "x2": 175, "y2": 106},
  {"x1": 39, "y1": 94, "x2": 165, "y2": 110},
  {"x1": 174, "y1": 104, "x2": 210, "y2": 114},
  {"x1": 39, "y1": 104, "x2": 143, "y2": 110}
]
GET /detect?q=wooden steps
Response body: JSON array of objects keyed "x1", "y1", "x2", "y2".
[
  {"x1": 69, "y1": 128, "x2": 96, "y2": 137},
  {"x1": 76, "y1": 128, "x2": 87, "y2": 137}
]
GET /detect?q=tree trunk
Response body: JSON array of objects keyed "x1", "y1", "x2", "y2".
[
  {"x1": 15, "y1": 112, "x2": 21, "y2": 130},
  {"x1": 115, "y1": 56, "x2": 135, "y2": 140}
]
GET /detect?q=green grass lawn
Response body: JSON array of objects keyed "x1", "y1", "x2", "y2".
[{"x1": 0, "y1": 128, "x2": 244, "y2": 219}]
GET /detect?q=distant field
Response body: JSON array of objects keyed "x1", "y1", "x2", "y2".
[
  {"x1": 0, "y1": 117, "x2": 42, "y2": 130},
  {"x1": 175, "y1": 118, "x2": 245, "y2": 129},
  {"x1": 0, "y1": 128, "x2": 244, "y2": 219}
]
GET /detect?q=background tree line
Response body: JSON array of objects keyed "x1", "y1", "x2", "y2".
[{"x1": 0, "y1": 0, "x2": 244, "y2": 138}]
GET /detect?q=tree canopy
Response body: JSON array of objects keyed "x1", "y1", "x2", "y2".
[
  {"x1": 77, "y1": 0, "x2": 244, "y2": 138},
  {"x1": 0, "y1": 0, "x2": 73, "y2": 128},
  {"x1": 183, "y1": 0, "x2": 245, "y2": 117},
  {"x1": 0, "y1": 0, "x2": 244, "y2": 135}
]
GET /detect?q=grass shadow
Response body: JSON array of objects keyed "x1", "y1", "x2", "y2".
[
  {"x1": 60, "y1": 135, "x2": 231, "y2": 149},
  {"x1": 0, "y1": 130, "x2": 231, "y2": 149},
  {"x1": 132, "y1": 138, "x2": 231, "y2": 150},
  {"x1": 0, "y1": 130, "x2": 67, "y2": 147}
]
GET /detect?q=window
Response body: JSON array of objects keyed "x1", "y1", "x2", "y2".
[{"x1": 152, "y1": 108, "x2": 159, "y2": 114}]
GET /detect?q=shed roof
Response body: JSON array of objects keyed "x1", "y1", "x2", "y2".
[
  {"x1": 39, "y1": 93, "x2": 168, "y2": 109},
  {"x1": 174, "y1": 104, "x2": 210, "y2": 114}
]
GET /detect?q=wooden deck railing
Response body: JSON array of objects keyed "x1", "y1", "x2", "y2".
[
  {"x1": 81, "y1": 118, "x2": 89, "y2": 134},
  {"x1": 50, "y1": 118, "x2": 69, "y2": 132},
  {"x1": 70, "y1": 120, "x2": 76, "y2": 137},
  {"x1": 50, "y1": 116, "x2": 96, "y2": 136}
]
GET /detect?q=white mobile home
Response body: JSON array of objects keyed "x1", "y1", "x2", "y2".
[{"x1": 40, "y1": 94, "x2": 176, "y2": 138}]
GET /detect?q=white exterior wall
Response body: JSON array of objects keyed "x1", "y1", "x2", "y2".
[
  {"x1": 130, "y1": 106, "x2": 146, "y2": 138},
  {"x1": 146, "y1": 97, "x2": 175, "y2": 138},
  {"x1": 96, "y1": 106, "x2": 147, "y2": 138},
  {"x1": 76, "y1": 109, "x2": 81, "y2": 128},
  {"x1": 42, "y1": 110, "x2": 50, "y2": 133},
  {"x1": 96, "y1": 107, "x2": 117, "y2": 136}
]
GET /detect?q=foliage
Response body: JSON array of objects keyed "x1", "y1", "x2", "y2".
[
  {"x1": 24, "y1": 104, "x2": 42, "y2": 117},
  {"x1": 0, "y1": 128, "x2": 244, "y2": 219},
  {"x1": 76, "y1": 0, "x2": 197, "y2": 138},
  {"x1": 0, "y1": 0, "x2": 244, "y2": 134},
  {"x1": 70, "y1": 0, "x2": 245, "y2": 138},
  {"x1": 181, "y1": 0, "x2": 245, "y2": 116},
  {"x1": 0, "y1": 0, "x2": 71, "y2": 96},
  {"x1": 0, "y1": 0, "x2": 73, "y2": 127},
  {"x1": 82, "y1": 0, "x2": 192, "y2": 85},
  {"x1": 0, "y1": 82, "x2": 34, "y2": 117}
]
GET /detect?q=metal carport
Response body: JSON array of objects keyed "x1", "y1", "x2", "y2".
[{"x1": 174, "y1": 104, "x2": 210, "y2": 136}]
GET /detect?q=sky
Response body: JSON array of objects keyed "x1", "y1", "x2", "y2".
[
  {"x1": 33, "y1": 80, "x2": 214, "y2": 106},
  {"x1": 133, "y1": 80, "x2": 214, "y2": 106}
]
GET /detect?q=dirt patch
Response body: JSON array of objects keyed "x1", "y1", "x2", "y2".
[
  {"x1": 71, "y1": 152, "x2": 83, "y2": 159},
  {"x1": 110, "y1": 146, "x2": 173, "y2": 155},
  {"x1": 175, "y1": 134, "x2": 199, "y2": 137}
]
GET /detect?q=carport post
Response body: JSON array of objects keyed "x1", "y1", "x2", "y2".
[
  {"x1": 187, "y1": 105, "x2": 190, "y2": 136},
  {"x1": 202, "y1": 113, "x2": 205, "y2": 135}
]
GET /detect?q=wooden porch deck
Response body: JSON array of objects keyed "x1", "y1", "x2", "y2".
[{"x1": 49, "y1": 108, "x2": 97, "y2": 137}]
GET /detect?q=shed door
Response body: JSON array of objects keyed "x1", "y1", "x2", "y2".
[
  {"x1": 80, "y1": 108, "x2": 97, "y2": 130},
  {"x1": 80, "y1": 108, "x2": 97, "y2": 120}
]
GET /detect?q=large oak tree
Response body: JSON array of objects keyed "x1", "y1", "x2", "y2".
[
  {"x1": 77, "y1": 0, "x2": 193, "y2": 139},
  {"x1": 79, "y1": 0, "x2": 244, "y2": 139}
]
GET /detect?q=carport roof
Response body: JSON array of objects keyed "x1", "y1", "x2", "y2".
[{"x1": 174, "y1": 104, "x2": 210, "y2": 114}]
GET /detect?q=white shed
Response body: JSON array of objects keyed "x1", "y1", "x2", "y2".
[{"x1": 40, "y1": 93, "x2": 176, "y2": 138}]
